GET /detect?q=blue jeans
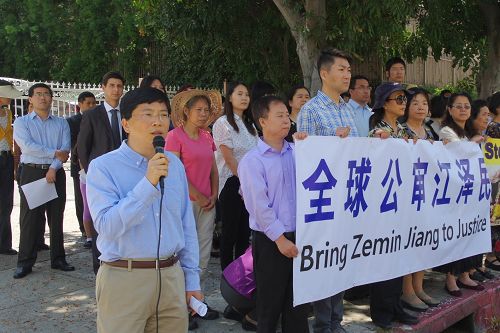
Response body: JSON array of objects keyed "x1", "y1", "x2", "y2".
[{"x1": 313, "y1": 292, "x2": 344, "y2": 333}]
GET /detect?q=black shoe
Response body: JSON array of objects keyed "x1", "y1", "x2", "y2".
[
  {"x1": 470, "y1": 270, "x2": 486, "y2": 282},
  {"x1": 195, "y1": 304, "x2": 219, "y2": 320},
  {"x1": 188, "y1": 316, "x2": 198, "y2": 330},
  {"x1": 0, "y1": 248, "x2": 18, "y2": 255},
  {"x1": 477, "y1": 268, "x2": 495, "y2": 279},
  {"x1": 38, "y1": 243, "x2": 50, "y2": 251},
  {"x1": 51, "y1": 259, "x2": 75, "y2": 271},
  {"x1": 13, "y1": 266, "x2": 32, "y2": 279},
  {"x1": 223, "y1": 305, "x2": 244, "y2": 321},
  {"x1": 395, "y1": 311, "x2": 419, "y2": 325},
  {"x1": 241, "y1": 314, "x2": 257, "y2": 331},
  {"x1": 83, "y1": 240, "x2": 92, "y2": 249}
]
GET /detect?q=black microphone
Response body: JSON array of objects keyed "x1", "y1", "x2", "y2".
[{"x1": 152, "y1": 135, "x2": 166, "y2": 194}]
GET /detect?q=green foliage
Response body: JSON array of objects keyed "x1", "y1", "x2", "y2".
[{"x1": 422, "y1": 77, "x2": 478, "y2": 99}]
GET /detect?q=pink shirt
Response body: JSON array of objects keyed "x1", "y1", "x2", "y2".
[{"x1": 165, "y1": 127, "x2": 216, "y2": 200}]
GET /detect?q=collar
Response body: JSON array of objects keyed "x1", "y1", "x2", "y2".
[
  {"x1": 348, "y1": 99, "x2": 372, "y2": 111},
  {"x1": 104, "y1": 101, "x2": 120, "y2": 112},
  {"x1": 29, "y1": 111, "x2": 53, "y2": 120},
  {"x1": 120, "y1": 140, "x2": 148, "y2": 167},
  {"x1": 316, "y1": 90, "x2": 346, "y2": 108},
  {"x1": 256, "y1": 137, "x2": 292, "y2": 155}
]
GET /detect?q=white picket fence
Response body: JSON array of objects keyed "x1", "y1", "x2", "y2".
[{"x1": 1, "y1": 77, "x2": 213, "y2": 118}]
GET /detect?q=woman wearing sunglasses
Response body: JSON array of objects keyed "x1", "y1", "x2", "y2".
[
  {"x1": 367, "y1": 82, "x2": 419, "y2": 329},
  {"x1": 435, "y1": 92, "x2": 485, "y2": 297}
]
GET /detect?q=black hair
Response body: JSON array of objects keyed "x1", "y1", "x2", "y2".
[
  {"x1": 140, "y1": 75, "x2": 165, "y2": 90},
  {"x1": 176, "y1": 84, "x2": 194, "y2": 94},
  {"x1": 488, "y1": 92, "x2": 500, "y2": 116},
  {"x1": 467, "y1": 99, "x2": 489, "y2": 135},
  {"x1": 77, "y1": 91, "x2": 95, "y2": 103},
  {"x1": 440, "y1": 90, "x2": 452, "y2": 97},
  {"x1": 28, "y1": 83, "x2": 53, "y2": 97},
  {"x1": 430, "y1": 95, "x2": 446, "y2": 119},
  {"x1": 385, "y1": 57, "x2": 406, "y2": 72},
  {"x1": 224, "y1": 81, "x2": 256, "y2": 135},
  {"x1": 101, "y1": 71, "x2": 125, "y2": 86},
  {"x1": 251, "y1": 95, "x2": 285, "y2": 125},
  {"x1": 400, "y1": 88, "x2": 430, "y2": 123},
  {"x1": 317, "y1": 48, "x2": 352, "y2": 81},
  {"x1": 250, "y1": 81, "x2": 276, "y2": 103},
  {"x1": 341, "y1": 92, "x2": 350, "y2": 100},
  {"x1": 182, "y1": 95, "x2": 211, "y2": 122},
  {"x1": 120, "y1": 87, "x2": 169, "y2": 120},
  {"x1": 349, "y1": 75, "x2": 370, "y2": 90},
  {"x1": 441, "y1": 92, "x2": 474, "y2": 139}
]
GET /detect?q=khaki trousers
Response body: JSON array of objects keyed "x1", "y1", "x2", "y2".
[
  {"x1": 191, "y1": 201, "x2": 216, "y2": 281},
  {"x1": 96, "y1": 262, "x2": 187, "y2": 333}
]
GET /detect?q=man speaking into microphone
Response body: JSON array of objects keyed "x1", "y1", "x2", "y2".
[{"x1": 86, "y1": 87, "x2": 202, "y2": 333}]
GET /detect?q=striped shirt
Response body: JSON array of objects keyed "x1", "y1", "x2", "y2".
[{"x1": 297, "y1": 90, "x2": 359, "y2": 137}]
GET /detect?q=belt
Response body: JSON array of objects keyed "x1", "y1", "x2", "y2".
[
  {"x1": 104, "y1": 255, "x2": 179, "y2": 270},
  {"x1": 23, "y1": 163, "x2": 51, "y2": 170}
]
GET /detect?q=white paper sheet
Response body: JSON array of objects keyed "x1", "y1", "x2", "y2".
[{"x1": 21, "y1": 178, "x2": 58, "y2": 209}]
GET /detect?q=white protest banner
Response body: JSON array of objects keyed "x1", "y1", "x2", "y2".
[{"x1": 293, "y1": 137, "x2": 491, "y2": 306}]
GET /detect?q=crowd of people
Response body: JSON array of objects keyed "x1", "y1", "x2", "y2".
[{"x1": 0, "y1": 46, "x2": 499, "y2": 333}]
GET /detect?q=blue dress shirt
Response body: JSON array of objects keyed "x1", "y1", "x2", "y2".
[
  {"x1": 347, "y1": 99, "x2": 373, "y2": 137},
  {"x1": 297, "y1": 90, "x2": 359, "y2": 137},
  {"x1": 238, "y1": 139, "x2": 297, "y2": 241},
  {"x1": 13, "y1": 111, "x2": 71, "y2": 170},
  {"x1": 86, "y1": 141, "x2": 200, "y2": 291}
]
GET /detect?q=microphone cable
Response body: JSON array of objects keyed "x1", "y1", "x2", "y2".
[{"x1": 155, "y1": 185, "x2": 164, "y2": 333}]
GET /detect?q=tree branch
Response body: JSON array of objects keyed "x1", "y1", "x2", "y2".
[{"x1": 273, "y1": 0, "x2": 303, "y2": 40}]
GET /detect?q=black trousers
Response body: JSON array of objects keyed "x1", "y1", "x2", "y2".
[
  {"x1": 72, "y1": 176, "x2": 85, "y2": 235},
  {"x1": 370, "y1": 276, "x2": 404, "y2": 325},
  {"x1": 91, "y1": 225, "x2": 100, "y2": 275},
  {"x1": 252, "y1": 231, "x2": 309, "y2": 333},
  {"x1": 0, "y1": 152, "x2": 14, "y2": 251},
  {"x1": 219, "y1": 176, "x2": 250, "y2": 270},
  {"x1": 18, "y1": 165, "x2": 66, "y2": 268}
]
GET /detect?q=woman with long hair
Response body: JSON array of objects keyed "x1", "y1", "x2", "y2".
[{"x1": 212, "y1": 82, "x2": 258, "y2": 270}]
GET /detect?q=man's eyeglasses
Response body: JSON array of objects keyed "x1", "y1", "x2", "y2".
[
  {"x1": 387, "y1": 95, "x2": 407, "y2": 105},
  {"x1": 451, "y1": 104, "x2": 471, "y2": 111},
  {"x1": 352, "y1": 86, "x2": 372, "y2": 91}
]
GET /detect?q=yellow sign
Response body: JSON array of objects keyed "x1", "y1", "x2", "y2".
[{"x1": 482, "y1": 137, "x2": 500, "y2": 165}]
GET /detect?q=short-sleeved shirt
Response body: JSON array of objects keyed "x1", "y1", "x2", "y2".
[
  {"x1": 166, "y1": 127, "x2": 216, "y2": 200},
  {"x1": 212, "y1": 114, "x2": 258, "y2": 194}
]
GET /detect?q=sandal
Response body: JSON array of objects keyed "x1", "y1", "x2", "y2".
[
  {"x1": 476, "y1": 267, "x2": 495, "y2": 279},
  {"x1": 485, "y1": 258, "x2": 500, "y2": 271}
]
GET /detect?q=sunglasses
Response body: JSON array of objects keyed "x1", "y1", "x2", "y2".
[{"x1": 387, "y1": 95, "x2": 407, "y2": 105}]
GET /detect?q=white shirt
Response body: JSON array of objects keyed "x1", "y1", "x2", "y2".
[
  {"x1": 104, "y1": 101, "x2": 122, "y2": 140},
  {"x1": 212, "y1": 114, "x2": 258, "y2": 195}
]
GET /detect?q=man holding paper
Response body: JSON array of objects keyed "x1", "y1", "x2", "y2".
[{"x1": 13, "y1": 83, "x2": 73, "y2": 279}]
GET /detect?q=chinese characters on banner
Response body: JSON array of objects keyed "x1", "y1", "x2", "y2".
[{"x1": 293, "y1": 137, "x2": 491, "y2": 306}]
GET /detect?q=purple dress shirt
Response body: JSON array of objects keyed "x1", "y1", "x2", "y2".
[{"x1": 238, "y1": 138, "x2": 296, "y2": 241}]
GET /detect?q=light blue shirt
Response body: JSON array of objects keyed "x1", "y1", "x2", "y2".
[
  {"x1": 86, "y1": 141, "x2": 200, "y2": 291},
  {"x1": 238, "y1": 139, "x2": 296, "y2": 241},
  {"x1": 13, "y1": 111, "x2": 71, "y2": 170},
  {"x1": 297, "y1": 90, "x2": 359, "y2": 137},
  {"x1": 348, "y1": 99, "x2": 373, "y2": 137}
]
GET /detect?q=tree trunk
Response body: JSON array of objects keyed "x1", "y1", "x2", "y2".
[
  {"x1": 273, "y1": 0, "x2": 325, "y2": 95},
  {"x1": 478, "y1": 1, "x2": 500, "y2": 99}
]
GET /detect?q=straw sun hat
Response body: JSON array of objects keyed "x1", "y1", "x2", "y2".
[{"x1": 171, "y1": 89, "x2": 222, "y2": 127}]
